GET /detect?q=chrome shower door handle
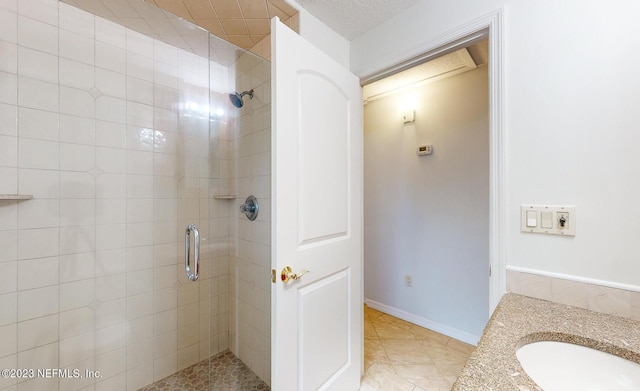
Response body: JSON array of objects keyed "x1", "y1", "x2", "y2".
[{"x1": 185, "y1": 224, "x2": 200, "y2": 281}]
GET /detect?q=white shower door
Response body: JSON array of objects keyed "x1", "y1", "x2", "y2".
[{"x1": 271, "y1": 18, "x2": 364, "y2": 391}]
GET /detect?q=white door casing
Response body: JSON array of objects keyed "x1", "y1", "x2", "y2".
[{"x1": 271, "y1": 17, "x2": 363, "y2": 391}]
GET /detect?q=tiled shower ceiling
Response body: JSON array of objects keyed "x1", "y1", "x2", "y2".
[{"x1": 147, "y1": 0, "x2": 297, "y2": 49}]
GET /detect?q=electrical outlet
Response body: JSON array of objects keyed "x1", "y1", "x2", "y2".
[{"x1": 404, "y1": 274, "x2": 412, "y2": 287}]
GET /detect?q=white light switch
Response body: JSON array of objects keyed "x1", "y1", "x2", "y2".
[
  {"x1": 526, "y1": 210, "x2": 537, "y2": 227},
  {"x1": 540, "y1": 211, "x2": 553, "y2": 229},
  {"x1": 521, "y1": 205, "x2": 576, "y2": 236}
]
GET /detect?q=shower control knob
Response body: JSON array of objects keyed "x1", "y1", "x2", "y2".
[{"x1": 240, "y1": 195, "x2": 259, "y2": 221}]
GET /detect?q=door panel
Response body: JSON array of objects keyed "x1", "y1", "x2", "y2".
[
  {"x1": 271, "y1": 17, "x2": 363, "y2": 391},
  {"x1": 298, "y1": 73, "x2": 349, "y2": 245}
]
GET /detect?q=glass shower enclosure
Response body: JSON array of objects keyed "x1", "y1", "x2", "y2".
[{"x1": 0, "y1": 0, "x2": 272, "y2": 389}]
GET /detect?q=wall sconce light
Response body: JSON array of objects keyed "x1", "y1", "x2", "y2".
[{"x1": 402, "y1": 109, "x2": 415, "y2": 123}]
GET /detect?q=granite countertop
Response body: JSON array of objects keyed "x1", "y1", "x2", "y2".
[{"x1": 452, "y1": 293, "x2": 640, "y2": 390}]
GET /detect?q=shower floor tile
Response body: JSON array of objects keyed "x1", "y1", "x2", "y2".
[{"x1": 138, "y1": 350, "x2": 269, "y2": 391}]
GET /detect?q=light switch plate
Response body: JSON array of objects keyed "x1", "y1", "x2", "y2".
[{"x1": 521, "y1": 205, "x2": 576, "y2": 236}]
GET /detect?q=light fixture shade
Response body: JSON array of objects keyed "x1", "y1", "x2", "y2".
[{"x1": 402, "y1": 109, "x2": 415, "y2": 123}]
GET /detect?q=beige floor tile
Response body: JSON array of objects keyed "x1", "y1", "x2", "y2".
[
  {"x1": 361, "y1": 364, "x2": 416, "y2": 391},
  {"x1": 373, "y1": 321, "x2": 417, "y2": 340},
  {"x1": 361, "y1": 305, "x2": 476, "y2": 390}
]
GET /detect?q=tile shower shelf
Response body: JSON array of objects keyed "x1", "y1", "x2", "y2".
[
  {"x1": 0, "y1": 194, "x2": 34, "y2": 200},
  {"x1": 213, "y1": 195, "x2": 237, "y2": 200}
]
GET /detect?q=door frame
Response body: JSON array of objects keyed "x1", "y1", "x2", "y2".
[{"x1": 359, "y1": 9, "x2": 505, "y2": 315}]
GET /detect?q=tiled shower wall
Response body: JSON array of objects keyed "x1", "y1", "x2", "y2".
[
  {"x1": 0, "y1": 0, "x2": 232, "y2": 390},
  {"x1": 229, "y1": 52, "x2": 272, "y2": 384}
]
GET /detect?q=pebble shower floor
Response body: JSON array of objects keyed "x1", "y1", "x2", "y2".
[{"x1": 138, "y1": 351, "x2": 269, "y2": 391}]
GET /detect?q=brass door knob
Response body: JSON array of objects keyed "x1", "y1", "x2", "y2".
[{"x1": 280, "y1": 266, "x2": 309, "y2": 283}]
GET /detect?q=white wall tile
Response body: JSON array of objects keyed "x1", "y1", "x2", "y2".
[
  {"x1": 18, "y1": 76, "x2": 58, "y2": 112},
  {"x1": 95, "y1": 17, "x2": 125, "y2": 47},
  {"x1": 0, "y1": 8, "x2": 17, "y2": 44},
  {"x1": 96, "y1": 224, "x2": 126, "y2": 251},
  {"x1": 0, "y1": 167, "x2": 17, "y2": 194},
  {"x1": 95, "y1": 120, "x2": 126, "y2": 148},
  {"x1": 59, "y1": 279, "x2": 94, "y2": 312},
  {"x1": 60, "y1": 114, "x2": 95, "y2": 145},
  {"x1": 59, "y1": 2, "x2": 94, "y2": 38},
  {"x1": 0, "y1": 72, "x2": 17, "y2": 105},
  {"x1": 17, "y1": 16, "x2": 57, "y2": 55},
  {"x1": 126, "y1": 222, "x2": 153, "y2": 247},
  {"x1": 17, "y1": 46, "x2": 57, "y2": 83},
  {"x1": 18, "y1": 138, "x2": 58, "y2": 170},
  {"x1": 96, "y1": 96, "x2": 126, "y2": 124},
  {"x1": 126, "y1": 102, "x2": 153, "y2": 128},
  {"x1": 17, "y1": 169, "x2": 58, "y2": 199},
  {"x1": 95, "y1": 347, "x2": 125, "y2": 380},
  {"x1": 18, "y1": 199, "x2": 59, "y2": 229},
  {"x1": 60, "y1": 143, "x2": 95, "y2": 172},
  {"x1": 0, "y1": 41, "x2": 17, "y2": 74},
  {"x1": 0, "y1": 135, "x2": 17, "y2": 167},
  {"x1": 0, "y1": 323, "x2": 17, "y2": 357},
  {"x1": 95, "y1": 41, "x2": 126, "y2": 74},
  {"x1": 0, "y1": 201, "x2": 17, "y2": 231},
  {"x1": 96, "y1": 147, "x2": 126, "y2": 174},
  {"x1": 17, "y1": 256, "x2": 58, "y2": 291},
  {"x1": 126, "y1": 126, "x2": 154, "y2": 152},
  {"x1": 95, "y1": 249, "x2": 126, "y2": 277},
  {"x1": 126, "y1": 292, "x2": 153, "y2": 320},
  {"x1": 60, "y1": 199, "x2": 95, "y2": 227},
  {"x1": 126, "y1": 52, "x2": 153, "y2": 82},
  {"x1": 18, "y1": 227, "x2": 58, "y2": 260},
  {"x1": 126, "y1": 77, "x2": 153, "y2": 105},
  {"x1": 126, "y1": 175, "x2": 153, "y2": 199},
  {"x1": 125, "y1": 245, "x2": 153, "y2": 272},
  {"x1": 17, "y1": 0, "x2": 57, "y2": 25},
  {"x1": 94, "y1": 298, "x2": 125, "y2": 330},
  {"x1": 126, "y1": 315, "x2": 153, "y2": 345},
  {"x1": 59, "y1": 308, "x2": 94, "y2": 340},
  {"x1": 95, "y1": 68, "x2": 126, "y2": 99},
  {"x1": 60, "y1": 86, "x2": 95, "y2": 118},
  {"x1": 17, "y1": 285, "x2": 58, "y2": 321},
  {"x1": 96, "y1": 174, "x2": 126, "y2": 199},
  {"x1": 96, "y1": 274, "x2": 125, "y2": 302},
  {"x1": 0, "y1": 292, "x2": 16, "y2": 326},
  {"x1": 59, "y1": 29, "x2": 94, "y2": 65},
  {"x1": 59, "y1": 252, "x2": 95, "y2": 284},
  {"x1": 60, "y1": 171, "x2": 95, "y2": 199},
  {"x1": 96, "y1": 199, "x2": 126, "y2": 225},
  {"x1": 0, "y1": 230, "x2": 18, "y2": 262},
  {"x1": 126, "y1": 362, "x2": 153, "y2": 391},
  {"x1": 0, "y1": 261, "x2": 16, "y2": 294},
  {"x1": 59, "y1": 331, "x2": 94, "y2": 367},
  {"x1": 60, "y1": 225, "x2": 96, "y2": 255},
  {"x1": 17, "y1": 313, "x2": 58, "y2": 352},
  {"x1": 0, "y1": 103, "x2": 17, "y2": 136},
  {"x1": 126, "y1": 199, "x2": 153, "y2": 223},
  {"x1": 59, "y1": 58, "x2": 95, "y2": 90},
  {"x1": 18, "y1": 107, "x2": 59, "y2": 141}
]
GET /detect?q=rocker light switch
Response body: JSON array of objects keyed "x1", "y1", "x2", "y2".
[
  {"x1": 541, "y1": 211, "x2": 553, "y2": 229},
  {"x1": 526, "y1": 210, "x2": 537, "y2": 227}
]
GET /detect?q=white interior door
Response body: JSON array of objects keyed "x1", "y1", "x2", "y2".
[{"x1": 271, "y1": 17, "x2": 363, "y2": 391}]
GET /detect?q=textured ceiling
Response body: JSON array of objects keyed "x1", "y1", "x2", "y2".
[
  {"x1": 293, "y1": 0, "x2": 420, "y2": 40},
  {"x1": 147, "y1": 0, "x2": 297, "y2": 49}
]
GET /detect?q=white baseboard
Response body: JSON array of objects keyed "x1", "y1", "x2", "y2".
[{"x1": 364, "y1": 298, "x2": 480, "y2": 346}]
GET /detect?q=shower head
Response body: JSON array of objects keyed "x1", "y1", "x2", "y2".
[{"x1": 229, "y1": 89, "x2": 254, "y2": 108}]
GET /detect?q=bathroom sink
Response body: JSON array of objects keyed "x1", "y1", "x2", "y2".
[{"x1": 516, "y1": 341, "x2": 640, "y2": 390}]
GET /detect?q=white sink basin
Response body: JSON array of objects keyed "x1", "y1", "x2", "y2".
[{"x1": 517, "y1": 341, "x2": 640, "y2": 391}]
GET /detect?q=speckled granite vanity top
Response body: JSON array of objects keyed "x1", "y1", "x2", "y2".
[{"x1": 452, "y1": 293, "x2": 640, "y2": 390}]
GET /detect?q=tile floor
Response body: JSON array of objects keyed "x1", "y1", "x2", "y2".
[
  {"x1": 140, "y1": 306, "x2": 474, "y2": 391},
  {"x1": 361, "y1": 305, "x2": 475, "y2": 391},
  {"x1": 138, "y1": 350, "x2": 269, "y2": 391}
]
